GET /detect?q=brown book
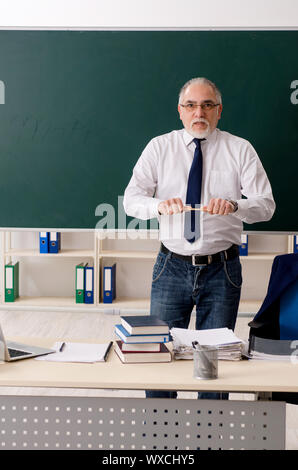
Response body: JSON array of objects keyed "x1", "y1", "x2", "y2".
[{"x1": 114, "y1": 341, "x2": 172, "y2": 364}]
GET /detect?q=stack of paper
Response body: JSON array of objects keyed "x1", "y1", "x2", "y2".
[{"x1": 170, "y1": 327, "x2": 244, "y2": 361}]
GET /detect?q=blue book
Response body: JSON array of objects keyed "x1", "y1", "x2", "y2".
[
  {"x1": 84, "y1": 264, "x2": 94, "y2": 304},
  {"x1": 121, "y1": 315, "x2": 169, "y2": 335},
  {"x1": 103, "y1": 264, "x2": 116, "y2": 303},
  {"x1": 39, "y1": 232, "x2": 49, "y2": 253},
  {"x1": 239, "y1": 234, "x2": 248, "y2": 256},
  {"x1": 114, "y1": 324, "x2": 170, "y2": 344}
]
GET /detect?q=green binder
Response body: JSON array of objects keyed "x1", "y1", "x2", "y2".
[
  {"x1": 75, "y1": 262, "x2": 86, "y2": 303},
  {"x1": 5, "y1": 261, "x2": 19, "y2": 302}
]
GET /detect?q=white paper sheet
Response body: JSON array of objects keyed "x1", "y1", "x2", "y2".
[
  {"x1": 170, "y1": 327, "x2": 243, "y2": 347},
  {"x1": 35, "y1": 341, "x2": 112, "y2": 363}
]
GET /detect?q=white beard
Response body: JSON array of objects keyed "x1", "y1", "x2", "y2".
[{"x1": 187, "y1": 118, "x2": 211, "y2": 139}]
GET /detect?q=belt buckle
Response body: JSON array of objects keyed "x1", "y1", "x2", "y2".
[{"x1": 192, "y1": 254, "x2": 209, "y2": 266}]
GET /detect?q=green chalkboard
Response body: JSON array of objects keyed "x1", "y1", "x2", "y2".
[{"x1": 0, "y1": 30, "x2": 297, "y2": 231}]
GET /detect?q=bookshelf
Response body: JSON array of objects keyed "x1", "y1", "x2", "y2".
[
  {"x1": 0, "y1": 230, "x2": 296, "y2": 313},
  {"x1": 0, "y1": 230, "x2": 97, "y2": 311}
]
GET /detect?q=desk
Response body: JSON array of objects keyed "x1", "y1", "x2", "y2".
[{"x1": 0, "y1": 337, "x2": 296, "y2": 450}]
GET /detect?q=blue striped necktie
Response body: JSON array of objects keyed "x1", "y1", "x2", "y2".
[{"x1": 184, "y1": 138, "x2": 204, "y2": 243}]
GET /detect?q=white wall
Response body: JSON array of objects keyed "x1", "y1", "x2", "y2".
[
  {"x1": 0, "y1": 0, "x2": 297, "y2": 29},
  {"x1": 0, "y1": 0, "x2": 296, "y2": 305}
]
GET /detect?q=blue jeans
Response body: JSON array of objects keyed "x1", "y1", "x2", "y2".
[{"x1": 146, "y1": 248, "x2": 242, "y2": 399}]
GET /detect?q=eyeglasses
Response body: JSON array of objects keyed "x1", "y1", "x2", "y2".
[{"x1": 180, "y1": 103, "x2": 220, "y2": 112}]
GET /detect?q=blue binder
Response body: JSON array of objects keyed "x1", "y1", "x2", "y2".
[
  {"x1": 103, "y1": 264, "x2": 116, "y2": 303},
  {"x1": 39, "y1": 232, "x2": 49, "y2": 253},
  {"x1": 239, "y1": 234, "x2": 248, "y2": 256},
  {"x1": 84, "y1": 264, "x2": 94, "y2": 304},
  {"x1": 49, "y1": 232, "x2": 61, "y2": 253}
]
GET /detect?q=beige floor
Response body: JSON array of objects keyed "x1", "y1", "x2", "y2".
[{"x1": 0, "y1": 309, "x2": 297, "y2": 450}]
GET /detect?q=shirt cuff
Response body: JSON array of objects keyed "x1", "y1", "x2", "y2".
[
  {"x1": 234, "y1": 199, "x2": 250, "y2": 219},
  {"x1": 151, "y1": 198, "x2": 163, "y2": 218}
]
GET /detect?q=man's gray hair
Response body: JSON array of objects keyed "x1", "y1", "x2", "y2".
[{"x1": 178, "y1": 77, "x2": 222, "y2": 105}]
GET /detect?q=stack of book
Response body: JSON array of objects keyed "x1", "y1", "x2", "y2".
[{"x1": 114, "y1": 315, "x2": 171, "y2": 363}]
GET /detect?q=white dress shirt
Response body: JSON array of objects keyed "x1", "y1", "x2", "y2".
[{"x1": 123, "y1": 128, "x2": 275, "y2": 256}]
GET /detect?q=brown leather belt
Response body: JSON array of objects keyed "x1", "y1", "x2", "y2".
[{"x1": 160, "y1": 243, "x2": 239, "y2": 266}]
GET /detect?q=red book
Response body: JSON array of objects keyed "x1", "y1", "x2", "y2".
[{"x1": 114, "y1": 341, "x2": 172, "y2": 364}]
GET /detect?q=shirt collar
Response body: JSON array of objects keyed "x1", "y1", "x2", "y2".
[{"x1": 183, "y1": 128, "x2": 218, "y2": 147}]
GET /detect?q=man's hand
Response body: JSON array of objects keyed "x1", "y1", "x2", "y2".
[
  {"x1": 202, "y1": 198, "x2": 236, "y2": 215},
  {"x1": 158, "y1": 197, "x2": 237, "y2": 215},
  {"x1": 158, "y1": 198, "x2": 184, "y2": 215}
]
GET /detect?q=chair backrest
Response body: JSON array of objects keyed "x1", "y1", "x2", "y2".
[
  {"x1": 248, "y1": 253, "x2": 298, "y2": 405},
  {"x1": 249, "y1": 253, "x2": 298, "y2": 341},
  {"x1": 279, "y1": 278, "x2": 298, "y2": 340}
]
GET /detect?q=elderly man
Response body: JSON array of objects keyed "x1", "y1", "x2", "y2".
[{"x1": 123, "y1": 77, "x2": 275, "y2": 398}]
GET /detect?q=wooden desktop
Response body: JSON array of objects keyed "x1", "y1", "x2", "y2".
[{"x1": 0, "y1": 337, "x2": 295, "y2": 450}]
